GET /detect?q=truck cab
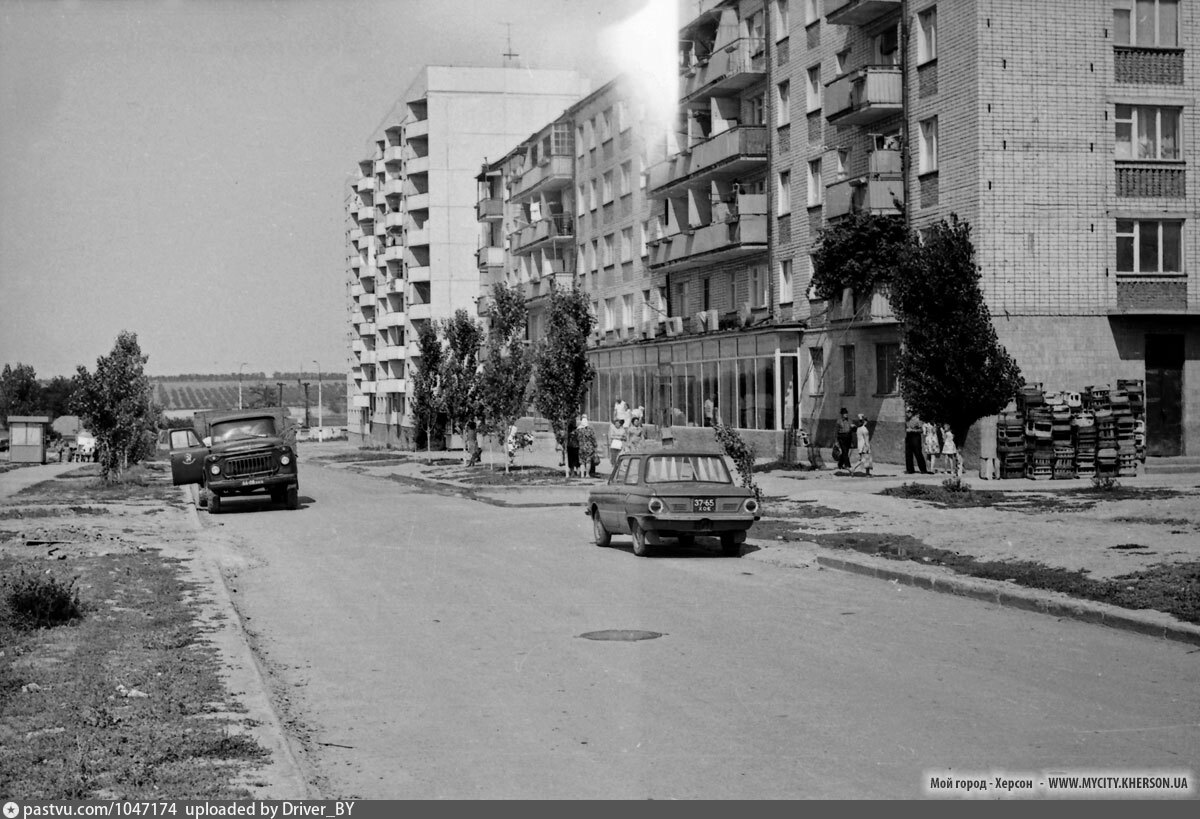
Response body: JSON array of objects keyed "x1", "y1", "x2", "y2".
[{"x1": 169, "y1": 409, "x2": 300, "y2": 514}]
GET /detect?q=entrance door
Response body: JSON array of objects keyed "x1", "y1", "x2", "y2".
[{"x1": 1145, "y1": 334, "x2": 1184, "y2": 457}]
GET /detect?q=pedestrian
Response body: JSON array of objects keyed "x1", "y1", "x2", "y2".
[
  {"x1": 703, "y1": 395, "x2": 716, "y2": 427},
  {"x1": 923, "y1": 419, "x2": 942, "y2": 473},
  {"x1": 577, "y1": 415, "x2": 599, "y2": 477},
  {"x1": 849, "y1": 414, "x2": 873, "y2": 477},
  {"x1": 625, "y1": 411, "x2": 645, "y2": 453},
  {"x1": 941, "y1": 423, "x2": 961, "y2": 478},
  {"x1": 463, "y1": 421, "x2": 481, "y2": 467},
  {"x1": 608, "y1": 418, "x2": 626, "y2": 466},
  {"x1": 835, "y1": 407, "x2": 855, "y2": 470},
  {"x1": 904, "y1": 408, "x2": 929, "y2": 474},
  {"x1": 566, "y1": 418, "x2": 580, "y2": 476},
  {"x1": 613, "y1": 397, "x2": 628, "y2": 425}
]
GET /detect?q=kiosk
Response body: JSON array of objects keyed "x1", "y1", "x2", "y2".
[{"x1": 6, "y1": 415, "x2": 51, "y2": 464}]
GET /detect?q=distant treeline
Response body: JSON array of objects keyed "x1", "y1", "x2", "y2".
[{"x1": 153, "y1": 372, "x2": 344, "y2": 382}]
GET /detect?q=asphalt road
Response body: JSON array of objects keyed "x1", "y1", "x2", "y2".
[{"x1": 205, "y1": 461, "x2": 1200, "y2": 799}]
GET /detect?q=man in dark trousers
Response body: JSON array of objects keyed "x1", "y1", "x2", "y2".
[
  {"x1": 835, "y1": 407, "x2": 855, "y2": 470},
  {"x1": 905, "y1": 408, "x2": 930, "y2": 474}
]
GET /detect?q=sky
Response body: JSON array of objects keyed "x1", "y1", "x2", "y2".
[{"x1": 0, "y1": 0, "x2": 679, "y2": 379}]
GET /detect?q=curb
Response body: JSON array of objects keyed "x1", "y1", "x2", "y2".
[{"x1": 812, "y1": 551, "x2": 1200, "y2": 647}]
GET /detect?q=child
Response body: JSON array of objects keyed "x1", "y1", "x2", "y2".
[{"x1": 941, "y1": 423, "x2": 961, "y2": 478}]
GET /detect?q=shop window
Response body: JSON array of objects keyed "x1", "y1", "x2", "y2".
[{"x1": 876, "y1": 343, "x2": 900, "y2": 394}]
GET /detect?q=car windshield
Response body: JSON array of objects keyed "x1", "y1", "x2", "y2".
[
  {"x1": 210, "y1": 418, "x2": 276, "y2": 443},
  {"x1": 644, "y1": 455, "x2": 732, "y2": 484}
]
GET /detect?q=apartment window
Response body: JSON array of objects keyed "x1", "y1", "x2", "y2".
[
  {"x1": 876, "y1": 343, "x2": 900, "y2": 394},
  {"x1": 603, "y1": 233, "x2": 615, "y2": 267},
  {"x1": 803, "y1": 0, "x2": 818, "y2": 25},
  {"x1": 750, "y1": 265, "x2": 770, "y2": 308},
  {"x1": 617, "y1": 100, "x2": 629, "y2": 132},
  {"x1": 601, "y1": 108, "x2": 613, "y2": 142},
  {"x1": 620, "y1": 161, "x2": 633, "y2": 197},
  {"x1": 778, "y1": 169, "x2": 792, "y2": 214},
  {"x1": 836, "y1": 149, "x2": 849, "y2": 181},
  {"x1": 591, "y1": 239, "x2": 600, "y2": 271},
  {"x1": 841, "y1": 345, "x2": 856, "y2": 396},
  {"x1": 806, "y1": 65, "x2": 822, "y2": 112},
  {"x1": 806, "y1": 160, "x2": 822, "y2": 207},
  {"x1": 658, "y1": 285, "x2": 669, "y2": 318},
  {"x1": 604, "y1": 297, "x2": 616, "y2": 331},
  {"x1": 779, "y1": 258, "x2": 794, "y2": 304},
  {"x1": 808, "y1": 347, "x2": 825, "y2": 395},
  {"x1": 919, "y1": 117, "x2": 939, "y2": 174},
  {"x1": 917, "y1": 7, "x2": 937, "y2": 64},
  {"x1": 746, "y1": 9, "x2": 765, "y2": 52},
  {"x1": 602, "y1": 170, "x2": 614, "y2": 203},
  {"x1": 576, "y1": 124, "x2": 586, "y2": 157},
  {"x1": 1116, "y1": 105, "x2": 1181, "y2": 161},
  {"x1": 702, "y1": 277, "x2": 711, "y2": 311},
  {"x1": 551, "y1": 122, "x2": 572, "y2": 155},
  {"x1": 622, "y1": 294, "x2": 634, "y2": 327},
  {"x1": 875, "y1": 26, "x2": 900, "y2": 66},
  {"x1": 776, "y1": 81, "x2": 791, "y2": 127},
  {"x1": 747, "y1": 94, "x2": 766, "y2": 126},
  {"x1": 1114, "y1": 0, "x2": 1179, "y2": 47},
  {"x1": 774, "y1": 0, "x2": 790, "y2": 39},
  {"x1": 589, "y1": 179, "x2": 598, "y2": 210},
  {"x1": 640, "y1": 220, "x2": 649, "y2": 257},
  {"x1": 1117, "y1": 220, "x2": 1183, "y2": 274},
  {"x1": 621, "y1": 227, "x2": 633, "y2": 263},
  {"x1": 576, "y1": 184, "x2": 586, "y2": 216},
  {"x1": 836, "y1": 48, "x2": 851, "y2": 75},
  {"x1": 588, "y1": 117, "x2": 597, "y2": 150}
]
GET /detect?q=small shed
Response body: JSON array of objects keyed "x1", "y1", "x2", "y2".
[{"x1": 7, "y1": 415, "x2": 52, "y2": 464}]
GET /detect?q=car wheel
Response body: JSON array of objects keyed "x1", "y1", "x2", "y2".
[
  {"x1": 592, "y1": 509, "x2": 611, "y2": 547},
  {"x1": 208, "y1": 494, "x2": 222, "y2": 515},
  {"x1": 270, "y1": 487, "x2": 285, "y2": 505},
  {"x1": 631, "y1": 521, "x2": 651, "y2": 557},
  {"x1": 677, "y1": 534, "x2": 696, "y2": 548},
  {"x1": 720, "y1": 532, "x2": 741, "y2": 557},
  {"x1": 286, "y1": 486, "x2": 300, "y2": 510}
]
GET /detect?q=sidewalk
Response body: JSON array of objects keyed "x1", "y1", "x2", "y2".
[
  {"x1": 305, "y1": 435, "x2": 1200, "y2": 645},
  {"x1": 0, "y1": 460, "x2": 82, "y2": 499}
]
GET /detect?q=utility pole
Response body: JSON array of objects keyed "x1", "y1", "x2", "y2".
[
  {"x1": 238, "y1": 362, "x2": 249, "y2": 409},
  {"x1": 312, "y1": 360, "x2": 324, "y2": 442},
  {"x1": 301, "y1": 382, "x2": 312, "y2": 429},
  {"x1": 276, "y1": 382, "x2": 286, "y2": 409}
]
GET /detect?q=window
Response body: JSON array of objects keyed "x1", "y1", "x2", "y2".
[
  {"x1": 875, "y1": 26, "x2": 900, "y2": 65},
  {"x1": 587, "y1": 118, "x2": 596, "y2": 150},
  {"x1": 917, "y1": 7, "x2": 937, "y2": 63},
  {"x1": 642, "y1": 289, "x2": 653, "y2": 323},
  {"x1": 750, "y1": 265, "x2": 770, "y2": 308},
  {"x1": 806, "y1": 160, "x2": 822, "y2": 207},
  {"x1": 622, "y1": 293, "x2": 633, "y2": 327},
  {"x1": 577, "y1": 184, "x2": 586, "y2": 216},
  {"x1": 603, "y1": 234, "x2": 615, "y2": 267},
  {"x1": 550, "y1": 122, "x2": 572, "y2": 155},
  {"x1": 1116, "y1": 105, "x2": 1181, "y2": 161},
  {"x1": 602, "y1": 170, "x2": 614, "y2": 203},
  {"x1": 745, "y1": 9, "x2": 765, "y2": 52},
  {"x1": 919, "y1": 117, "x2": 938, "y2": 174},
  {"x1": 623, "y1": 457, "x2": 641, "y2": 484},
  {"x1": 589, "y1": 179, "x2": 598, "y2": 210},
  {"x1": 640, "y1": 221, "x2": 649, "y2": 257},
  {"x1": 836, "y1": 149, "x2": 849, "y2": 181},
  {"x1": 576, "y1": 124, "x2": 586, "y2": 157},
  {"x1": 604, "y1": 297, "x2": 616, "y2": 330},
  {"x1": 1114, "y1": 0, "x2": 1179, "y2": 47},
  {"x1": 776, "y1": 81, "x2": 791, "y2": 126},
  {"x1": 1117, "y1": 219, "x2": 1183, "y2": 274},
  {"x1": 804, "y1": 0, "x2": 819, "y2": 25},
  {"x1": 808, "y1": 347, "x2": 825, "y2": 394},
  {"x1": 620, "y1": 227, "x2": 633, "y2": 263},
  {"x1": 841, "y1": 345, "x2": 856, "y2": 395},
  {"x1": 620, "y1": 161, "x2": 633, "y2": 197},
  {"x1": 600, "y1": 108, "x2": 613, "y2": 142},
  {"x1": 774, "y1": 0, "x2": 790, "y2": 39},
  {"x1": 778, "y1": 169, "x2": 792, "y2": 213},
  {"x1": 806, "y1": 65, "x2": 822, "y2": 112},
  {"x1": 876, "y1": 343, "x2": 900, "y2": 394},
  {"x1": 779, "y1": 258, "x2": 794, "y2": 304},
  {"x1": 835, "y1": 48, "x2": 851, "y2": 75},
  {"x1": 747, "y1": 94, "x2": 766, "y2": 126},
  {"x1": 591, "y1": 239, "x2": 600, "y2": 271},
  {"x1": 617, "y1": 100, "x2": 629, "y2": 132}
]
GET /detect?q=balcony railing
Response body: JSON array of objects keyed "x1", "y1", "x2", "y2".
[
  {"x1": 825, "y1": 66, "x2": 903, "y2": 126},
  {"x1": 405, "y1": 119, "x2": 428, "y2": 141},
  {"x1": 682, "y1": 37, "x2": 767, "y2": 103},
  {"x1": 380, "y1": 179, "x2": 403, "y2": 198},
  {"x1": 407, "y1": 303, "x2": 432, "y2": 320},
  {"x1": 824, "y1": 0, "x2": 901, "y2": 27},
  {"x1": 827, "y1": 288, "x2": 896, "y2": 322},
  {"x1": 476, "y1": 197, "x2": 504, "y2": 221},
  {"x1": 378, "y1": 378, "x2": 406, "y2": 393},
  {"x1": 509, "y1": 154, "x2": 574, "y2": 202},
  {"x1": 510, "y1": 214, "x2": 574, "y2": 254},
  {"x1": 355, "y1": 177, "x2": 375, "y2": 193},
  {"x1": 356, "y1": 206, "x2": 375, "y2": 223},
  {"x1": 406, "y1": 192, "x2": 430, "y2": 212},
  {"x1": 649, "y1": 126, "x2": 768, "y2": 195},
  {"x1": 476, "y1": 246, "x2": 505, "y2": 269},
  {"x1": 825, "y1": 176, "x2": 903, "y2": 220},
  {"x1": 406, "y1": 227, "x2": 430, "y2": 247},
  {"x1": 406, "y1": 265, "x2": 431, "y2": 282},
  {"x1": 383, "y1": 145, "x2": 404, "y2": 165},
  {"x1": 648, "y1": 212, "x2": 767, "y2": 271}
]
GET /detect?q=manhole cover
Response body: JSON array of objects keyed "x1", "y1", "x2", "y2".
[{"x1": 578, "y1": 629, "x2": 665, "y2": 642}]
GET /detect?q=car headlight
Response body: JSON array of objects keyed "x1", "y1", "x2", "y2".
[
  {"x1": 210, "y1": 464, "x2": 222, "y2": 475},
  {"x1": 743, "y1": 498, "x2": 759, "y2": 514},
  {"x1": 648, "y1": 497, "x2": 664, "y2": 514},
  {"x1": 280, "y1": 455, "x2": 291, "y2": 465}
]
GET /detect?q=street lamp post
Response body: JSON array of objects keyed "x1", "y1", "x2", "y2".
[
  {"x1": 238, "y1": 362, "x2": 249, "y2": 409},
  {"x1": 311, "y1": 360, "x2": 324, "y2": 442}
]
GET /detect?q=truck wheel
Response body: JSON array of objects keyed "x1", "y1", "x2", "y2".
[
  {"x1": 197, "y1": 487, "x2": 209, "y2": 508},
  {"x1": 592, "y1": 509, "x2": 611, "y2": 547},
  {"x1": 270, "y1": 487, "x2": 285, "y2": 505},
  {"x1": 631, "y1": 521, "x2": 651, "y2": 557},
  {"x1": 286, "y1": 486, "x2": 300, "y2": 510},
  {"x1": 208, "y1": 494, "x2": 222, "y2": 515},
  {"x1": 720, "y1": 532, "x2": 741, "y2": 557},
  {"x1": 677, "y1": 534, "x2": 695, "y2": 548}
]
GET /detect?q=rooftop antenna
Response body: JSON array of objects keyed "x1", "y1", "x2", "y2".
[{"x1": 503, "y1": 22, "x2": 519, "y2": 66}]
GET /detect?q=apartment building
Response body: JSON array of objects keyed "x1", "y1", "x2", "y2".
[{"x1": 347, "y1": 66, "x2": 589, "y2": 447}]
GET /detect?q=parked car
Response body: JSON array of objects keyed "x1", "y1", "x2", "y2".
[
  {"x1": 168, "y1": 409, "x2": 299, "y2": 514},
  {"x1": 585, "y1": 450, "x2": 760, "y2": 557}
]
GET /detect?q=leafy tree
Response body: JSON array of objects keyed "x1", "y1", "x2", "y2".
[
  {"x1": 39, "y1": 376, "x2": 77, "y2": 419},
  {"x1": 439, "y1": 309, "x2": 484, "y2": 437},
  {"x1": 887, "y1": 215, "x2": 1024, "y2": 451},
  {"x1": 70, "y1": 331, "x2": 162, "y2": 481},
  {"x1": 477, "y1": 283, "x2": 533, "y2": 472},
  {"x1": 409, "y1": 321, "x2": 445, "y2": 450},
  {"x1": 532, "y1": 285, "x2": 595, "y2": 477},
  {"x1": 246, "y1": 383, "x2": 276, "y2": 409},
  {"x1": 810, "y1": 210, "x2": 911, "y2": 300},
  {"x1": 0, "y1": 363, "x2": 43, "y2": 419}
]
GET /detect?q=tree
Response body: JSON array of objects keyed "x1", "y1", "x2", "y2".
[
  {"x1": 810, "y1": 209, "x2": 911, "y2": 301},
  {"x1": 70, "y1": 331, "x2": 162, "y2": 482},
  {"x1": 477, "y1": 283, "x2": 533, "y2": 472},
  {"x1": 246, "y1": 383, "x2": 276, "y2": 409},
  {"x1": 532, "y1": 285, "x2": 595, "y2": 478},
  {"x1": 439, "y1": 309, "x2": 484, "y2": 438},
  {"x1": 0, "y1": 363, "x2": 43, "y2": 419},
  {"x1": 887, "y1": 215, "x2": 1024, "y2": 451},
  {"x1": 409, "y1": 321, "x2": 445, "y2": 450},
  {"x1": 39, "y1": 376, "x2": 77, "y2": 419}
]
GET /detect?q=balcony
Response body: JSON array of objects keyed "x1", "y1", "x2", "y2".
[
  {"x1": 824, "y1": 0, "x2": 901, "y2": 27},
  {"x1": 351, "y1": 338, "x2": 364, "y2": 353},
  {"x1": 1113, "y1": 279, "x2": 1190, "y2": 314},
  {"x1": 356, "y1": 206, "x2": 375, "y2": 224},
  {"x1": 351, "y1": 395, "x2": 370, "y2": 409},
  {"x1": 406, "y1": 192, "x2": 430, "y2": 214},
  {"x1": 406, "y1": 341, "x2": 424, "y2": 359},
  {"x1": 648, "y1": 212, "x2": 767, "y2": 272},
  {"x1": 359, "y1": 322, "x2": 376, "y2": 336},
  {"x1": 381, "y1": 178, "x2": 404, "y2": 198},
  {"x1": 408, "y1": 303, "x2": 433, "y2": 320},
  {"x1": 825, "y1": 67, "x2": 903, "y2": 126},
  {"x1": 476, "y1": 197, "x2": 504, "y2": 221},
  {"x1": 377, "y1": 312, "x2": 405, "y2": 329},
  {"x1": 648, "y1": 126, "x2": 767, "y2": 195},
  {"x1": 827, "y1": 287, "x2": 897, "y2": 323},
  {"x1": 405, "y1": 119, "x2": 428, "y2": 141},
  {"x1": 379, "y1": 344, "x2": 406, "y2": 361},
  {"x1": 355, "y1": 177, "x2": 375, "y2": 193},
  {"x1": 406, "y1": 227, "x2": 430, "y2": 247},
  {"x1": 509, "y1": 154, "x2": 574, "y2": 202},
  {"x1": 383, "y1": 145, "x2": 405, "y2": 165},
  {"x1": 349, "y1": 255, "x2": 362, "y2": 270},
  {"x1": 359, "y1": 292, "x2": 377, "y2": 309},
  {"x1": 359, "y1": 382, "x2": 377, "y2": 395},
  {"x1": 825, "y1": 176, "x2": 903, "y2": 220},
  {"x1": 375, "y1": 378, "x2": 404, "y2": 393},
  {"x1": 406, "y1": 265, "x2": 431, "y2": 282},
  {"x1": 358, "y1": 350, "x2": 378, "y2": 366},
  {"x1": 384, "y1": 212, "x2": 404, "y2": 231},
  {"x1": 477, "y1": 246, "x2": 505, "y2": 269},
  {"x1": 406, "y1": 155, "x2": 430, "y2": 176},
  {"x1": 682, "y1": 37, "x2": 767, "y2": 104},
  {"x1": 511, "y1": 214, "x2": 574, "y2": 254}
]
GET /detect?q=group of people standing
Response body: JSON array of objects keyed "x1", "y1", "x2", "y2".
[{"x1": 833, "y1": 407, "x2": 961, "y2": 478}]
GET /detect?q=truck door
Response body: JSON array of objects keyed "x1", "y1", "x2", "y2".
[{"x1": 168, "y1": 428, "x2": 208, "y2": 486}]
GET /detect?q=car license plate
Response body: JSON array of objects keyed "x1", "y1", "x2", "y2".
[
  {"x1": 241, "y1": 478, "x2": 264, "y2": 487},
  {"x1": 692, "y1": 497, "x2": 715, "y2": 513}
]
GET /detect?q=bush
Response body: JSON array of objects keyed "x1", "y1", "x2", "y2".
[
  {"x1": 713, "y1": 422, "x2": 762, "y2": 503},
  {"x1": 941, "y1": 476, "x2": 972, "y2": 494},
  {"x1": 1091, "y1": 475, "x2": 1121, "y2": 492},
  {"x1": 5, "y1": 569, "x2": 83, "y2": 629}
]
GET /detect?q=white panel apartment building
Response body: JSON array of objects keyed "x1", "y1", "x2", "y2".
[{"x1": 347, "y1": 66, "x2": 589, "y2": 447}]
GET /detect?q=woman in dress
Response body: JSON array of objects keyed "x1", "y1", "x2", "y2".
[
  {"x1": 923, "y1": 420, "x2": 941, "y2": 473},
  {"x1": 941, "y1": 423, "x2": 961, "y2": 478},
  {"x1": 849, "y1": 414, "x2": 873, "y2": 477}
]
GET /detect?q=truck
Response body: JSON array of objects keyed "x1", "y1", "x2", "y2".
[{"x1": 167, "y1": 408, "x2": 300, "y2": 514}]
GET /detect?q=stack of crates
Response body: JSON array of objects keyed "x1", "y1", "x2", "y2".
[
  {"x1": 1049, "y1": 396, "x2": 1076, "y2": 479},
  {"x1": 1111, "y1": 389, "x2": 1138, "y2": 476},
  {"x1": 1025, "y1": 406, "x2": 1055, "y2": 480},
  {"x1": 997, "y1": 407, "x2": 1026, "y2": 479},
  {"x1": 1073, "y1": 411, "x2": 1097, "y2": 479}
]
